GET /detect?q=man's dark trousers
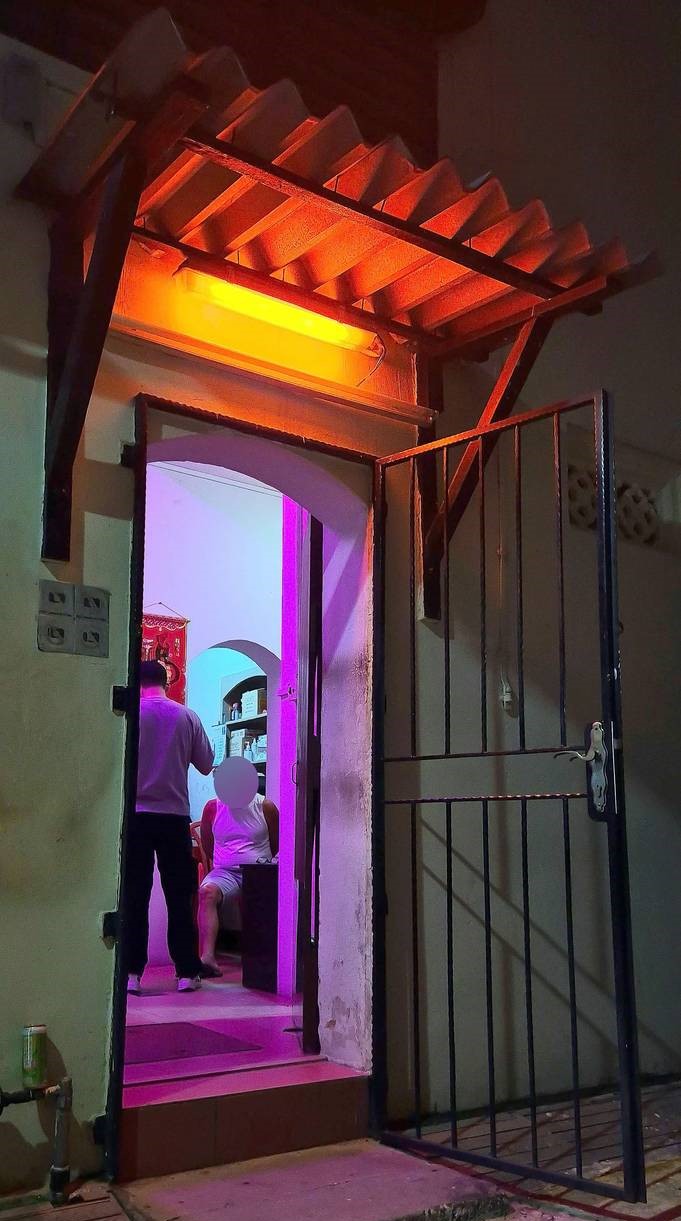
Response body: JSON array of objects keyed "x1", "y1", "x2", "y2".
[{"x1": 124, "y1": 812, "x2": 201, "y2": 978}]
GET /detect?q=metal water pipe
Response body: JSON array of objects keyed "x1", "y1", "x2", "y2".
[{"x1": 0, "y1": 1076, "x2": 73, "y2": 1205}]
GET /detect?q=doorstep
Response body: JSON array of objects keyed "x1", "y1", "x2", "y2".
[{"x1": 118, "y1": 1062, "x2": 369, "y2": 1180}]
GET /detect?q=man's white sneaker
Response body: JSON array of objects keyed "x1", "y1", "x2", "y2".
[
  {"x1": 177, "y1": 976, "x2": 201, "y2": 993},
  {"x1": 127, "y1": 974, "x2": 142, "y2": 995}
]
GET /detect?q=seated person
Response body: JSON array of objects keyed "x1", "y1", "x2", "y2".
[{"x1": 198, "y1": 784, "x2": 279, "y2": 976}]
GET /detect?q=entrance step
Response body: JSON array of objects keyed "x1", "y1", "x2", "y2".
[
  {"x1": 116, "y1": 1139, "x2": 517, "y2": 1221},
  {"x1": 118, "y1": 1061, "x2": 368, "y2": 1181}
]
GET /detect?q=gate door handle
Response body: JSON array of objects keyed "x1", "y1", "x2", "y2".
[{"x1": 555, "y1": 721, "x2": 608, "y2": 817}]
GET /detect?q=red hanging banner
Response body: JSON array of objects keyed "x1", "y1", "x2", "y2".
[{"x1": 141, "y1": 612, "x2": 188, "y2": 704}]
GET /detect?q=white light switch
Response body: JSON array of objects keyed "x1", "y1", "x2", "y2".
[
  {"x1": 39, "y1": 580, "x2": 74, "y2": 616},
  {"x1": 75, "y1": 586, "x2": 110, "y2": 621},
  {"x1": 37, "y1": 613, "x2": 76, "y2": 654},
  {"x1": 74, "y1": 618, "x2": 109, "y2": 658}
]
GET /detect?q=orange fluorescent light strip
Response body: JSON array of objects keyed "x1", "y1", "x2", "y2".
[{"x1": 181, "y1": 266, "x2": 379, "y2": 354}]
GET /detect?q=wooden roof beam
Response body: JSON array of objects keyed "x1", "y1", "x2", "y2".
[{"x1": 180, "y1": 130, "x2": 561, "y2": 300}]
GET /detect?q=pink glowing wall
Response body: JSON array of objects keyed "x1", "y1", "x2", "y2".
[
  {"x1": 277, "y1": 498, "x2": 306, "y2": 996},
  {"x1": 142, "y1": 462, "x2": 284, "y2": 968}
]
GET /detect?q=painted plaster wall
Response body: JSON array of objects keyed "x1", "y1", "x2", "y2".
[
  {"x1": 141, "y1": 464, "x2": 282, "y2": 966},
  {"x1": 384, "y1": 401, "x2": 681, "y2": 1119},
  {"x1": 437, "y1": 0, "x2": 681, "y2": 1086},
  {"x1": 0, "y1": 33, "x2": 417, "y2": 1192},
  {"x1": 144, "y1": 647, "x2": 266, "y2": 968},
  {"x1": 189, "y1": 651, "x2": 265, "y2": 816},
  {"x1": 144, "y1": 464, "x2": 283, "y2": 666},
  {"x1": 143, "y1": 462, "x2": 282, "y2": 817},
  {"x1": 438, "y1": 0, "x2": 681, "y2": 465},
  {"x1": 0, "y1": 38, "x2": 127, "y2": 1194},
  {"x1": 380, "y1": 2, "x2": 681, "y2": 1120}
]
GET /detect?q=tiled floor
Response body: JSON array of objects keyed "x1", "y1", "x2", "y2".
[
  {"x1": 124, "y1": 958, "x2": 313, "y2": 1088},
  {"x1": 406, "y1": 1082, "x2": 681, "y2": 1219}
]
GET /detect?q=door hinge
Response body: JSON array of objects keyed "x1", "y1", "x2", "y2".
[
  {"x1": 112, "y1": 685, "x2": 133, "y2": 714},
  {"x1": 101, "y1": 910, "x2": 119, "y2": 941},
  {"x1": 120, "y1": 442, "x2": 138, "y2": 469}
]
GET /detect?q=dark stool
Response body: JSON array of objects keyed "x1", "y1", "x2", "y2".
[{"x1": 241, "y1": 863, "x2": 278, "y2": 993}]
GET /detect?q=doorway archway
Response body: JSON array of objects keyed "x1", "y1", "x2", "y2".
[{"x1": 146, "y1": 422, "x2": 374, "y2": 1071}]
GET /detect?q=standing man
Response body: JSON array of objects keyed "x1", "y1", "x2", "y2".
[{"x1": 125, "y1": 660, "x2": 214, "y2": 994}]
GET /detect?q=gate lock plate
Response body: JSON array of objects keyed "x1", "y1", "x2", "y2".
[{"x1": 555, "y1": 721, "x2": 608, "y2": 820}]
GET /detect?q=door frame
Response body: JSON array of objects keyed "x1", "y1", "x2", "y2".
[{"x1": 104, "y1": 392, "x2": 375, "y2": 1179}]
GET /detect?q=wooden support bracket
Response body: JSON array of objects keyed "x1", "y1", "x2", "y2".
[
  {"x1": 41, "y1": 80, "x2": 210, "y2": 562},
  {"x1": 422, "y1": 316, "x2": 553, "y2": 605},
  {"x1": 42, "y1": 152, "x2": 147, "y2": 560}
]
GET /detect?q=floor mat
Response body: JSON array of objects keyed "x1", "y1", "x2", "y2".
[{"x1": 125, "y1": 1022, "x2": 260, "y2": 1063}]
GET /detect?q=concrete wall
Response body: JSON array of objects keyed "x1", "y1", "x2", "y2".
[
  {"x1": 0, "y1": 34, "x2": 416, "y2": 1193},
  {"x1": 384, "y1": 409, "x2": 681, "y2": 1119},
  {"x1": 141, "y1": 462, "x2": 283, "y2": 970},
  {"x1": 380, "y1": 0, "x2": 681, "y2": 1121},
  {"x1": 144, "y1": 646, "x2": 266, "y2": 968},
  {"x1": 144, "y1": 464, "x2": 283, "y2": 667},
  {"x1": 0, "y1": 39, "x2": 127, "y2": 1195}
]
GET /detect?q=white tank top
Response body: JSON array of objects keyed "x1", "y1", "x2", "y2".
[{"x1": 212, "y1": 795, "x2": 271, "y2": 869}]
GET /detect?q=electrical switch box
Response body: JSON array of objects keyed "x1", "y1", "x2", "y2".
[
  {"x1": 38, "y1": 580, "x2": 110, "y2": 655},
  {"x1": 37, "y1": 613, "x2": 76, "y2": 654},
  {"x1": 39, "y1": 579, "x2": 74, "y2": 616},
  {"x1": 75, "y1": 585, "x2": 110, "y2": 621},
  {"x1": 74, "y1": 618, "x2": 109, "y2": 658}
]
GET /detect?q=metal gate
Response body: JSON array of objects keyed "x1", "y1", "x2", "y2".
[{"x1": 372, "y1": 392, "x2": 646, "y2": 1201}]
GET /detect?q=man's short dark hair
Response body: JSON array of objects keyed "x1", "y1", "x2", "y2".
[{"x1": 140, "y1": 660, "x2": 168, "y2": 689}]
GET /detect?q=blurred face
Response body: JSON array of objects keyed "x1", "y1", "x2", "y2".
[{"x1": 213, "y1": 757, "x2": 259, "y2": 807}]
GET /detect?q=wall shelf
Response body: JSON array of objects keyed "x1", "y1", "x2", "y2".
[
  {"x1": 225, "y1": 712, "x2": 267, "y2": 730},
  {"x1": 223, "y1": 673, "x2": 267, "y2": 774}
]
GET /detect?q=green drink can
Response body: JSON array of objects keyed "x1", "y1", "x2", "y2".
[{"x1": 22, "y1": 1025, "x2": 48, "y2": 1088}]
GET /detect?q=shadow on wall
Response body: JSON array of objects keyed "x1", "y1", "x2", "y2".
[
  {"x1": 0, "y1": 1039, "x2": 93, "y2": 1195},
  {"x1": 383, "y1": 413, "x2": 681, "y2": 1120}
]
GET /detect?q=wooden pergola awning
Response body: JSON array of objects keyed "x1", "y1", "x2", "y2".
[
  {"x1": 17, "y1": 8, "x2": 656, "y2": 562},
  {"x1": 19, "y1": 8, "x2": 653, "y2": 363}
]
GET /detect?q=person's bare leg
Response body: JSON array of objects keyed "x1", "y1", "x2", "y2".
[{"x1": 199, "y1": 884, "x2": 222, "y2": 970}]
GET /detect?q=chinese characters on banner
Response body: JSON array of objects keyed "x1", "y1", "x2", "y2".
[{"x1": 141, "y1": 612, "x2": 188, "y2": 704}]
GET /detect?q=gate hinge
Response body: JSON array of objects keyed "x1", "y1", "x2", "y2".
[{"x1": 112, "y1": 684, "x2": 134, "y2": 714}]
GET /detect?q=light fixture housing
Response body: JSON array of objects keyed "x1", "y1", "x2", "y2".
[{"x1": 180, "y1": 265, "x2": 382, "y2": 356}]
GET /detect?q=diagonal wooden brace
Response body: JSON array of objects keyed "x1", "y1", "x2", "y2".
[
  {"x1": 42, "y1": 152, "x2": 147, "y2": 561},
  {"x1": 422, "y1": 316, "x2": 553, "y2": 601},
  {"x1": 41, "y1": 80, "x2": 210, "y2": 561}
]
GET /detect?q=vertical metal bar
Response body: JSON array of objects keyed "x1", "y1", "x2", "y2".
[
  {"x1": 521, "y1": 798, "x2": 538, "y2": 1165},
  {"x1": 594, "y1": 392, "x2": 646, "y2": 1202},
  {"x1": 479, "y1": 439, "x2": 488, "y2": 753},
  {"x1": 481, "y1": 799, "x2": 497, "y2": 1154},
  {"x1": 409, "y1": 458, "x2": 417, "y2": 758},
  {"x1": 410, "y1": 801, "x2": 422, "y2": 1136},
  {"x1": 371, "y1": 460, "x2": 388, "y2": 1132},
  {"x1": 445, "y1": 800, "x2": 457, "y2": 1144},
  {"x1": 442, "y1": 446, "x2": 452, "y2": 755},
  {"x1": 562, "y1": 797, "x2": 583, "y2": 1175},
  {"x1": 553, "y1": 415, "x2": 568, "y2": 746},
  {"x1": 514, "y1": 426, "x2": 526, "y2": 748}
]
